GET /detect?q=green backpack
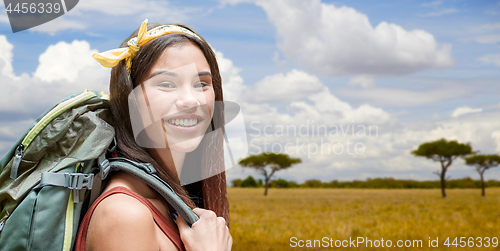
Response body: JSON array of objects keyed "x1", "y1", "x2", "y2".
[{"x1": 0, "y1": 90, "x2": 198, "y2": 251}]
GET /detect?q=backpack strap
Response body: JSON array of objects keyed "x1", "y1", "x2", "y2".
[
  {"x1": 39, "y1": 172, "x2": 94, "y2": 203},
  {"x1": 107, "y1": 157, "x2": 199, "y2": 226},
  {"x1": 89, "y1": 137, "x2": 117, "y2": 206}
]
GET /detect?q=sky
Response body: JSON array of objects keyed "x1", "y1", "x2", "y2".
[{"x1": 0, "y1": 0, "x2": 499, "y2": 183}]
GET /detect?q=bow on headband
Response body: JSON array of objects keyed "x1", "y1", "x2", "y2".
[{"x1": 92, "y1": 19, "x2": 202, "y2": 73}]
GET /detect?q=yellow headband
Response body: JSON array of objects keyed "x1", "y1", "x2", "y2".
[{"x1": 92, "y1": 19, "x2": 202, "y2": 73}]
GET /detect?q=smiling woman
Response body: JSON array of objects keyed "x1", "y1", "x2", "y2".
[{"x1": 73, "y1": 19, "x2": 232, "y2": 251}]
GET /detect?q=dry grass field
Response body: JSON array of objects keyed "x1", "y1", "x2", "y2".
[{"x1": 227, "y1": 188, "x2": 500, "y2": 250}]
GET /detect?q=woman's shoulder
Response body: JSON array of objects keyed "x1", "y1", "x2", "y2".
[
  {"x1": 86, "y1": 188, "x2": 160, "y2": 251},
  {"x1": 92, "y1": 188, "x2": 154, "y2": 223}
]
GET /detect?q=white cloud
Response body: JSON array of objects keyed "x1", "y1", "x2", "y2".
[
  {"x1": 0, "y1": 35, "x2": 16, "y2": 79},
  {"x1": 0, "y1": 11, "x2": 8, "y2": 24},
  {"x1": 0, "y1": 120, "x2": 35, "y2": 154},
  {"x1": 451, "y1": 106, "x2": 483, "y2": 118},
  {"x1": 421, "y1": 1, "x2": 442, "y2": 8},
  {"x1": 0, "y1": 37, "x2": 109, "y2": 114},
  {"x1": 214, "y1": 54, "x2": 393, "y2": 169},
  {"x1": 245, "y1": 69, "x2": 323, "y2": 103},
  {"x1": 484, "y1": 10, "x2": 499, "y2": 15},
  {"x1": 273, "y1": 51, "x2": 287, "y2": 69},
  {"x1": 29, "y1": 17, "x2": 85, "y2": 35},
  {"x1": 416, "y1": 115, "x2": 500, "y2": 153},
  {"x1": 13, "y1": 0, "x2": 197, "y2": 34},
  {"x1": 348, "y1": 75, "x2": 375, "y2": 88},
  {"x1": 2, "y1": 35, "x2": 499, "y2": 182},
  {"x1": 77, "y1": 0, "x2": 142, "y2": 15},
  {"x1": 195, "y1": 46, "x2": 498, "y2": 182},
  {"x1": 466, "y1": 23, "x2": 500, "y2": 45},
  {"x1": 373, "y1": 112, "x2": 500, "y2": 172},
  {"x1": 472, "y1": 34, "x2": 500, "y2": 44},
  {"x1": 421, "y1": 8, "x2": 458, "y2": 17},
  {"x1": 235, "y1": 109, "x2": 500, "y2": 182},
  {"x1": 277, "y1": 87, "x2": 392, "y2": 125},
  {"x1": 311, "y1": 88, "x2": 391, "y2": 124},
  {"x1": 215, "y1": 54, "x2": 390, "y2": 135},
  {"x1": 224, "y1": 0, "x2": 454, "y2": 76},
  {"x1": 477, "y1": 54, "x2": 500, "y2": 66},
  {"x1": 85, "y1": 32, "x2": 103, "y2": 37},
  {"x1": 471, "y1": 22, "x2": 500, "y2": 32},
  {"x1": 492, "y1": 131, "x2": 500, "y2": 153},
  {"x1": 34, "y1": 40, "x2": 99, "y2": 82},
  {"x1": 77, "y1": 0, "x2": 192, "y2": 21},
  {"x1": 215, "y1": 50, "x2": 246, "y2": 101},
  {"x1": 338, "y1": 85, "x2": 468, "y2": 107}
]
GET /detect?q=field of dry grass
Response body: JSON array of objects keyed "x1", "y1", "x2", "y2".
[{"x1": 227, "y1": 188, "x2": 500, "y2": 250}]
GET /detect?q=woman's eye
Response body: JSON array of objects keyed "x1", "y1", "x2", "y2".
[
  {"x1": 194, "y1": 82, "x2": 209, "y2": 88},
  {"x1": 159, "y1": 82, "x2": 175, "y2": 88}
]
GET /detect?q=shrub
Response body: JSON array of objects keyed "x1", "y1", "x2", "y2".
[
  {"x1": 231, "y1": 179, "x2": 242, "y2": 187},
  {"x1": 240, "y1": 176, "x2": 258, "y2": 187},
  {"x1": 271, "y1": 178, "x2": 291, "y2": 188},
  {"x1": 303, "y1": 179, "x2": 322, "y2": 188}
]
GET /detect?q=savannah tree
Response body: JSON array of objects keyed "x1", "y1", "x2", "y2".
[
  {"x1": 465, "y1": 154, "x2": 500, "y2": 196},
  {"x1": 238, "y1": 152, "x2": 301, "y2": 196},
  {"x1": 411, "y1": 138, "x2": 473, "y2": 198}
]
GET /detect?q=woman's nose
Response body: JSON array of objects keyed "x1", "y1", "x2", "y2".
[{"x1": 175, "y1": 89, "x2": 200, "y2": 109}]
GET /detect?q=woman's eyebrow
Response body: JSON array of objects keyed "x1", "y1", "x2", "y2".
[
  {"x1": 197, "y1": 71, "x2": 212, "y2": 78},
  {"x1": 147, "y1": 71, "x2": 212, "y2": 80},
  {"x1": 148, "y1": 71, "x2": 177, "y2": 80}
]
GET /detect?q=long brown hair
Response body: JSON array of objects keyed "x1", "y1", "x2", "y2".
[{"x1": 108, "y1": 22, "x2": 229, "y2": 223}]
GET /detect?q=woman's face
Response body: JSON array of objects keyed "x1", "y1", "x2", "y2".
[{"x1": 137, "y1": 42, "x2": 215, "y2": 153}]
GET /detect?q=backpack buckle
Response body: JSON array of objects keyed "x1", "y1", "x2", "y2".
[
  {"x1": 98, "y1": 153, "x2": 111, "y2": 179},
  {"x1": 66, "y1": 173, "x2": 94, "y2": 203},
  {"x1": 40, "y1": 172, "x2": 94, "y2": 203},
  {"x1": 66, "y1": 173, "x2": 94, "y2": 190}
]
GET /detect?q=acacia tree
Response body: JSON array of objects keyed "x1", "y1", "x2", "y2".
[
  {"x1": 238, "y1": 152, "x2": 301, "y2": 196},
  {"x1": 465, "y1": 154, "x2": 500, "y2": 196},
  {"x1": 411, "y1": 138, "x2": 473, "y2": 198}
]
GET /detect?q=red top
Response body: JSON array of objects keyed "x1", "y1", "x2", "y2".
[{"x1": 74, "y1": 186, "x2": 185, "y2": 251}]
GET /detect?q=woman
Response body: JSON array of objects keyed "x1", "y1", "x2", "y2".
[{"x1": 74, "y1": 19, "x2": 232, "y2": 251}]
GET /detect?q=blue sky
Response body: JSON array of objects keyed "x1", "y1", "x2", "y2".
[{"x1": 1, "y1": 0, "x2": 500, "y2": 183}]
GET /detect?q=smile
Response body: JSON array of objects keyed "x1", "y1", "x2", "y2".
[{"x1": 167, "y1": 118, "x2": 199, "y2": 127}]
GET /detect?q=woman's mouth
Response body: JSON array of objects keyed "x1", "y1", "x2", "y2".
[
  {"x1": 164, "y1": 116, "x2": 204, "y2": 133},
  {"x1": 166, "y1": 118, "x2": 199, "y2": 127}
]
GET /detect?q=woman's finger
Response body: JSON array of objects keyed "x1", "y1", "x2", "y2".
[
  {"x1": 175, "y1": 213, "x2": 190, "y2": 233},
  {"x1": 192, "y1": 207, "x2": 202, "y2": 213}
]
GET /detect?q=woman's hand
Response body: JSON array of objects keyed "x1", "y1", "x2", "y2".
[{"x1": 176, "y1": 208, "x2": 232, "y2": 251}]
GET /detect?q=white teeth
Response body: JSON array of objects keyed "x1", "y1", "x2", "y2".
[{"x1": 168, "y1": 118, "x2": 198, "y2": 127}]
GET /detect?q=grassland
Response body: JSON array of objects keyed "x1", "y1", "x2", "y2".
[{"x1": 227, "y1": 188, "x2": 500, "y2": 250}]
